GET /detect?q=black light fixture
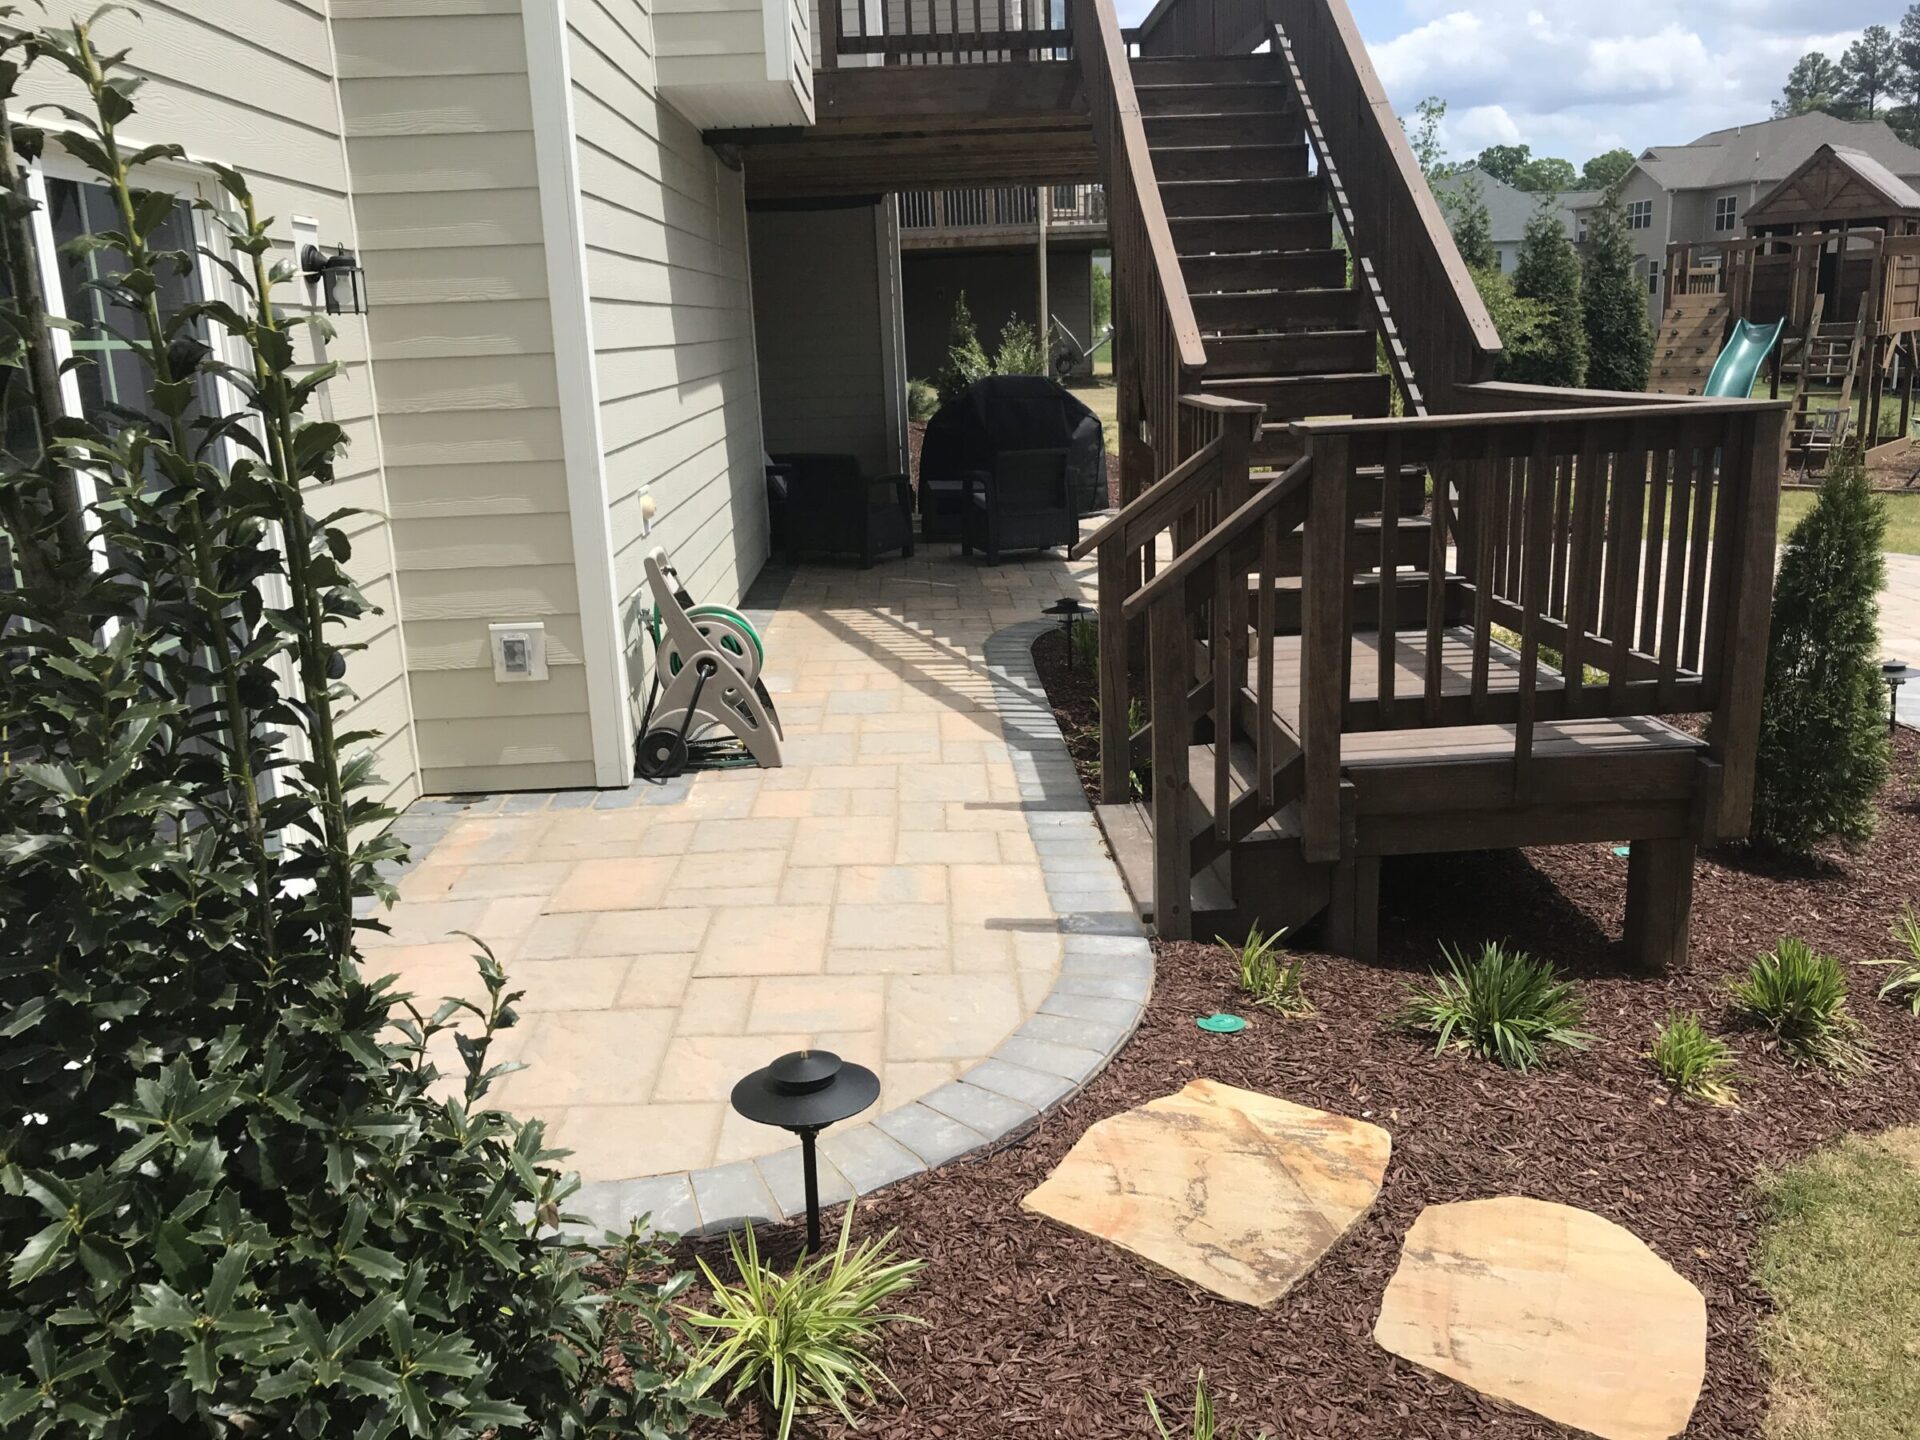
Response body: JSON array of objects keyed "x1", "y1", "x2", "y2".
[
  {"x1": 730, "y1": 1049, "x2": 878, "y2": 1251},
  {"x1": 1885, "y1": 659, "x2": 1914, "y2": 735},
  {"x1": 1043, "y1": 596, "x2": 1087, "y2": 667},
  {"x1": 302, "y1": 243, "x2": 368, "y2": 316}
]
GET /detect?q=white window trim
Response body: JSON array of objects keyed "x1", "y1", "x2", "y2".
[{"x1": 1714, "y1": 194, "x2": 1738, "y2": 232}]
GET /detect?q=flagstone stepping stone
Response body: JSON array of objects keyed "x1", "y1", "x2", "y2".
[
  {"x1": 1020, "y1": 1078, "x2": 1391, "y2": 1307},
  {"x1": 1373, "y1": 1197, "x2": 1707, "y2": 1440}
]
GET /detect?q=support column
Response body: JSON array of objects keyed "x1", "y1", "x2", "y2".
[
  {"x1": 1323, "y1": 855, "x2": 1379, "y2": 963},
  {"x1": 1624, "y1": 836, "x2": 1695, "y2": 972},
  {"x1": 1036, "y1": 189, "x2": 1050, "y2": 349}
]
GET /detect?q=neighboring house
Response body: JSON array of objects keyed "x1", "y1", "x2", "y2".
[
  {"x1": 16, "y1": 0, "x2": 852, "y2": 803},
  {"x1": 896, "y1": 185, "x2": 1108, "y2": 380},
  {"x1": 1564, "y1": 111, "x2": 1920, "y2": 320},
  {"x1": 1430, "y1": 166, "x2": 1539, "y2": 274}
]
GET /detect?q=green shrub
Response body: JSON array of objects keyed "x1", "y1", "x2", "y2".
[
  {"x1": 1867, "y1": 909, "x2": 1920, "y2": 1015},
  {"x1": 0, "y1": 20, "x2": 712, "y2": 1437},
  {"x1": 992, "y1": 317, "x2": 1048, "y2": 377},
  {"x1": 907, "y1": 377, "x2": 940, "y2": 421},
  {"x1": 1580, "y1": 189, "x2": 1653, "y2": 391},
  {"x1": 1396, "y1": 941, "x2": 1593, "y2": 1071},
  {"x1": 1069, "y1": 614, "x2": 1101, "y2": 672},
  {"x1": 1752, "y1": 442, "x2": 1890, "y2": 854},
  {"x1": 1649, "y1": 1012, "x2": 1740, "y2": 1105},
  {"x1": 938, "y1": 290, "x2": 991, "y2": 402},
  {"x1": 1505, "y1": 198, "x2": 1587, "y2": 388},
  {"x1": 1730, "y1": 939, "x2": 1867, "y2": 1071},
  {"x1": 685, "y1": 1206, "x2": 924, "y2": 1440},
  {"x1": 1224, "y1": 926, "x2": 1311, "y2": 1017}
]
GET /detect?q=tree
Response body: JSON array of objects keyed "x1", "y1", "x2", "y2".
[
  {"x1": 1513, "y1": 155, "x2": 1578, "y2": 194},
  {"x1": 1580, "y1": 190, "x2": 1652, "y2": 391},
  {"x1": 1579, "y1": 148, "x2": 1636, "y2": 190},
  {"x1": 1842, "y1": 24, "x2": 1899, "y2": 114},
  {"x1": 1476, "y1": 143, "x2": 1533, "y2": 186},
  {"x1": 1776, "y1": 51, "x2": 1847, "y2": 118},
  {"x1": 1901, "y1": 4, "x2": 1920, "y2": 106},
  {"x1": 1091, "y1": 258, "x2": 1111, "y2": 335},
  {"x1": 939, "y1": 289, "x2": 990, "y2": 401},
  {"x1": 0, "y1": 19, "x2": 714, "y2": 1437},
  {"x1": 1443, "y1": 173, "x2": 1498, "y2": 270},
  {"x1": 1407, "y1": 96, "x2": 1451, "y2": 179},
  {"x1": 1473, "y1": 265, "x2": 1552, "y2": 372},
  {"x1": 1506, "y1": 197, "x2": 1587, "y2": 387},
  {"x1": 1751, "y1": 442, "x2": 1891, "y2": 854}
]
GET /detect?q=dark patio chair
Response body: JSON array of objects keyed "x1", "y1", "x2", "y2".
[
  {"x1": 768, "y1": 452, "x2": 914, "y2": 567},
  {"x1": 961, "y1": 447, "x2": 1076, "y2": 564}
]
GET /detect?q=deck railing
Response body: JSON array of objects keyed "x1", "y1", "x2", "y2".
[
  {"x1": 1118, "y1": 399, "x2": 1787, "y2": 934},
  {"x1": 822, "y1": 0, "x2": 1072, "y2": 65},
  {"x1": 898, "y1": 184, "x2": 1107, "y2": 235}
]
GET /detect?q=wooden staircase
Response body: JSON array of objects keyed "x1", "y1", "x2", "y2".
[{"x1": 1787, "y1": 317, "x2": 1866, "y2": 471}]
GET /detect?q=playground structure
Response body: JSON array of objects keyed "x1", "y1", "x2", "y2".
[{"x1": 1654, "y1": 144, "x2": 1920, "y2": 474}]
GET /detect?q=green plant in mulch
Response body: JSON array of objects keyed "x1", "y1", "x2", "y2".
[
  {"x1": 1223, "y1": 926, "x2": 1311, "y2": 1017},
  {"x1": 1730, "y1": 939, "x2": 1869, "y2": 1072},
  {"x1": 1396, "y1": 941, "x2": 1593, "y2": 1071},
  {"x1": 1146, "y1": 1369, "x2": 1272, "y2": 1440},
  {"x1": 1865, "y1": 909, "x2": 1920, "y2": 1015},
  {"x1": 0, "y1": 16, "x2": 714, "y2": 1436},
  {"x1": 1648, "y1": 1012, "x2": 1740, "y2": 1105},
  {"x1": 907, "y1": 376, "x2": 939, "y2": 421},
  {"x1": 684, "y1": 1206, "x2": 926, "y2": 1440},
  {"x1": 1069, "y1": 613, "x2": 1101, "y2": 673}
]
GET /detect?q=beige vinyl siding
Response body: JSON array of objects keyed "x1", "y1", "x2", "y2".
[
  {"x1": 18, "y1": 0, "x2": 422, "y2": 808},
  {"x1": 566, "y1": 0, "x2": 771, "y2": 721},
  {"x1": 654, "y1": 0, "x2": 814, "y2": 127},
  {"x1": 750, "y1": 203, "x2": 896, "y2": 476},
  {"x1": 337, "y1": 0, "x2": 599, "y2": 795}
]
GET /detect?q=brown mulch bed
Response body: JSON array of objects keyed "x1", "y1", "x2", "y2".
[{"x1": 683, "y1": 641, "x2": 1920, "y2": 1438}]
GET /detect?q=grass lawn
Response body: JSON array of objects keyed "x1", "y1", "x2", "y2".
[
  {"x1": 1780, "y1": 490, "x2": 1920, "y2": 555},
  {"x1": 1755, "y1": 1129, "x2": 1920, "y2": 1440},
  {"x1": 1065, "y1": 374, "x2": 1120, "y2": 458}
]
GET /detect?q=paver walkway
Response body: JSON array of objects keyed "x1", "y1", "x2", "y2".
[
  {"x1": 1884, "y1": 553, "x2": 1920, "y2": 728},
  {"x1": 366, "y1": 540, "x2": 1146, "y2": 1227}
]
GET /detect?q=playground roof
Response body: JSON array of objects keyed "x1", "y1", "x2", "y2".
[{"x1": 1747, "y1": 143, "x2": 1920, "y2": 229}]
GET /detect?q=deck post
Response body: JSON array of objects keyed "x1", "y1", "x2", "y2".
[
  {"x1": 1300, "y1": 435, "x2": 1347, "y2": 863},
  {"x1": 1625, "y1": 836, "x2": 1695, "y2": 972},
  {"x1": 1097, "y1": 537, "x2": 1129, "y2": 804},
  {"x1": 1323, "y1": 854, "x2": 1378, "y2": 962},
  {"x1": 820, "y1": 0, "x2": 841, "y2": 67}
]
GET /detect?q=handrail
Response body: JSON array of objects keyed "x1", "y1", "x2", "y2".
[
  {"x1": 1268, "y1": 0, "x2": 1500, "y2": 409},
  {"x1": 1292, "y1": 396, "x2": 1784, "y2": 435},
  {"x1": 1124, "y1": 457, "x2": 1309, "y2": 619},
  {"x1": 1070, "y1": 436, "x2": 1223, "y2": 560},
  {"x1": 828, "y1": 0, "x2": 1074, "y2": 65}
]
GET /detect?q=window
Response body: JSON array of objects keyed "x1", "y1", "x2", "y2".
[
  {"x1": 1648, "y1": 259, "x2": 1661, "y2": 295},
  {"x1": 1627, "y1": 199, "x2": 1652, "y2": 230},
  {"x1": 1714, "y1": 194, "x2": 1737, "y2": 232},
  {"x1": 1577, "y1": 217, "x2": 1589, "y2": 244}
]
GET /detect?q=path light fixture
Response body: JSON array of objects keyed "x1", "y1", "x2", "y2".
[
  {"x1": 1886, "y1": 660, "x2": 1914, "y2": 735},
  {"x1": 302, "y1": 244, "x2": 367, "y2": 316},
  {"x1": 730, "y1": 1049, "x2": 878, "y2": 1251},
  {"x1": 1043, "y1": 596, "x2": 1087, "y2": 667}
]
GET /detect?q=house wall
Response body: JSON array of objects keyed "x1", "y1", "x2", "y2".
[
  {"x1": 655, "y1": 0, "x2": 814, "y2": 128},
  {"x1": 1611, "y1": 170, "x2": 1672, "y2": 322},
  {"x1": 335, "y1": 1, "x2": 602, "y2": 796},
  {"x1": 749, "y1": 202, "x2": 900, "y2": 476},
  {"x1": 564, "y1": 0, "x2": 772, "y2": 730},
  {"x1": 20, "y1": 0, "x2": 422, "y2": 807},
  {"x1": 901, "y1": 247, "x2": 1095, "y2": 380}
]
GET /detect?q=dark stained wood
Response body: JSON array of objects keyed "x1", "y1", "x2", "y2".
[
  {"x1": 1170, "y1": 212, "x2": 1331, "y2": 255},
  {"x1": 1191, "y1": 287, "x2": 1363, "y2": 334},
  {"x1": 1625, "y1": 836, "x2": 1696, "y2": 972},
  {"x1": 1201, "y1": 330, "x2": 1374, "y2": 378},
  {"x1": 1153, "y1": 143, "x2": 1309, "y2": 182},
  {"x1": 1180, "y1": 248, "x2": 1347, "y2": 294},
  {"x1": 1158, "y1": 175, "x2": 1326, "y2": 217},
  {"x1": 1300, "y1": 433, "x2": 1348, "y2": 862},
  {"x1": 1149, "y1": 598, "x2": 1192, "y2": 938}
]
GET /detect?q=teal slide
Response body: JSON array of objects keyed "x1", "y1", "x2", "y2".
[{"x1": 1702, "y1": 316, "x2": 1786, "y2": 398}]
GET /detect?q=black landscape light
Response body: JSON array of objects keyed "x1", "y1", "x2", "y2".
[
  {"x1": 1886, "y1": 660, "x2": 1914, "y2": 735},
  {"x1": 302, "y1": 244, "x2": 368, "y2": 316},
  {"x1": 730, "y1": 1049, "x2": 878, "y2": 1251},
  {"x1": 1043, "y1": 596, "x2": 1087, "y2": 667}
]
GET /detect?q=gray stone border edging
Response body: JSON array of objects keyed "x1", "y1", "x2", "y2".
[{"x1": 562, "y1": 616, "x2": 1154, "y2": 1239}]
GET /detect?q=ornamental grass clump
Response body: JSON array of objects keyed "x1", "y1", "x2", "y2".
[
  {"x1": 1223, "y1": 926, "x2": 1311, "y2": 1017},
  {"x1": 0, "y1": 16, "x2": 712, "y2": 1436},
  {"x1": 1730, "y1": 939, "x2": 1868, "y2": 1072},
  {"x1": 1649, "y1": 1012, "x2": 1740, "y2": 1105},
  {"x1": 1867, "y1": 909, "x2": 1920, "y2": 1015},
  {"x1": 1146, "y1": 1369, "x2": 1272, "y2": 1439},
  {"x1": 1397, "y1": 941, "x2": 1593, "y2": 1071},
  {"x1": 685, "y1": 1206, "x2": 925, "y2": 1440}
]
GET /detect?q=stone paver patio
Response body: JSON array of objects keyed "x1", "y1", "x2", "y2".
[
  {"x1": 1884, "y1": 553, "x2": 1920, "y2": 728},
  {"x1": 366, "y1": 538, "x2": 1152, "y2": 1233}
]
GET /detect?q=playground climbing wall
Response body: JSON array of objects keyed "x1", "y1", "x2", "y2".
[{"x1": 1650, "y1": 293, "x2": 1728, "y2": 395}]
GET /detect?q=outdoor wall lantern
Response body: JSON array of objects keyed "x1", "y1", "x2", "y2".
[
  {"x1": 1886, "y1": 659, "x2": 1914, "y2": 735},
  {"x1": 1044, "y1": 596, "x2": 1087, "y2": 667},
  {"x1": 730, "y1": 1049, "x2": 878, "y2": 1251},
  {"x1": 301, "y1": 244, "x2": 368, "y2": 316}
]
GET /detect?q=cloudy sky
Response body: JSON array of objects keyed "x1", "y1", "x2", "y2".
[{"x1": 1114, "y1": 0, "x2": 1895, "y2": 168}]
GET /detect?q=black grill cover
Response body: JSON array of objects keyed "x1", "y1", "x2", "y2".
[{"x1": 920, "y1": 376, "x2": 1107, "y2": 515}]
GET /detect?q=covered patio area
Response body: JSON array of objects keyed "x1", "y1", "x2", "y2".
[{"x1": 363, "y1": 539, "x2": 1147, "y2": 1234}]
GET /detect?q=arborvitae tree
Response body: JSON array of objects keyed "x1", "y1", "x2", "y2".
[
  {"x1": 1751, "y1": 442, "x2": 1892, "y2": 854},
  {"x1": 938, "y1": 289, "x2": 990, "y2": 402},
  {"x1": 1505, "y1": 198, "x2": 1587, "y2": 387},
  {"x1": 1580, "y1": 190, "x2": 1652, "y2": 391},
  {"x1": 1444, "y1": 173, "x2": 1498, "y2": 270}
]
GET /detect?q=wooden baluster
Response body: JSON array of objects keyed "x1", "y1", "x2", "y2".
[
  {"x1": 1097, "y1": 537, "x2": 1129, "y2": 805},
  {"x1": 1657, "y1": 429, "x2": 1696, "y2": 709},
  {"x1": 1377, "y1": 432, "x2": 1399, "y2": 726},
  {"x1": 1423, "y1": 436, "x2": 1449, "y2": 726},
  {"x1": 1149, "y1": 594, "x2": 1192, "y2": 938},
  {"x1": 1301, "y1": 437, "x2": 1347, "y2": 863},
  {"x1": 1213, "y1": 560, "x2": 1233, "y2": 842},
  {"x1": 1561, "y1": 430, "x2": 1604, "y2": 713},
  {"x1": 1470, "y1": 446, "x2": 1495, "y2": 718},
  {"x1": 1257, "y1": 511, "x2": 1278, "y2": 809},
  {"x1": 1682, "y1": 438, "x2": 1715, "y2": 674},
  {"x1": 822, "y1": 0, "x2": 843, "y2": 65},
  {"x1": 1638, "y1": 438, "x2": 1670, "y2": 656},
  {"x1": 1548, "y1": 452, "x2": 1572, "y2": 620},
  {"x1": 1608, "y1": 426, "x2": 1648, "y2": 713},
  {"x1": 1707, "y1": 409, "x2": 1785, "y2": 841},
  {"x1": 1514, "y1": 425, "x2": 1554, "y2": 800}
]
